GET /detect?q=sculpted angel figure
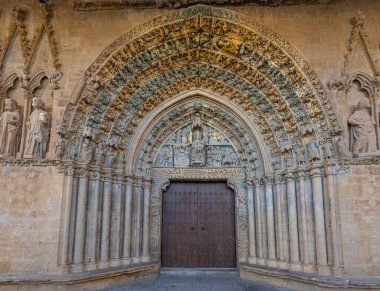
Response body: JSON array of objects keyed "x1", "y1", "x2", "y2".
[
  {"x1": 348, "y1": 98, "x2": 377, "y2": 155},
  {"x1": 24, "y1": 97, "x2": 50, "y2": 158},
  {"x1": 0, "y1": 99, "x2": 22, "y2": 158}
]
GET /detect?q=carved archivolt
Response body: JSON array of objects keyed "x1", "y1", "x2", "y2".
[
  {"x1": 73, "y1": 0, "x2": 330, "y2": 10},
  {"x1": 59, "y1": 5, "x2": 341, "y2": 171}
]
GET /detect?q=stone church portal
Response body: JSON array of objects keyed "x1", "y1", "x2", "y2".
[{"x1": 0, "y1": 1, "x2": 380, "y2": 290}]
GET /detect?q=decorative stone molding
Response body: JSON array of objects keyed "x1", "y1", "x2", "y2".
[
  {"x1": 73, "y1": 0, "x2": 330, "y2": 10},
  {"x1": 60, "y1": 5, "x2": 341, "y2": 167}
]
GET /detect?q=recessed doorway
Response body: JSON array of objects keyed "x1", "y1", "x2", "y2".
[{"x1": 161, "y1": 181, "x2": 236, "y2": 268}]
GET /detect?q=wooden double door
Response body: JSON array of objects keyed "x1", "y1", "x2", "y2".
[{"x1": 161, "y1": 182, "x2": 236, "y2": 268}]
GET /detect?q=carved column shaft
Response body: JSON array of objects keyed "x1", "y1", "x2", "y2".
[
  {"x1": 264, "y1": 176, "x2": 276, "y2": 261},
  {"x1": 58, "y1": 168, "x2": 74, "y2": 266},
  {"x1": 142, "y1": 179, "x2": 151, "y2": 261},
  {"x1": 100, "y1": 172, "x2": 112, "y2": 264},
  {"x1": 296, "y1": 170, "x2": 310, "y2": 264},
  {"x1": 247, "y1": 181, "x2": 257, "y2": 263},
  {"x1": 286, "y1": 171, "x2": 300, "y2": 264},
  {"x1": 110, "y1": 174, "x2": 123, "y2": 266},
  {"x1": 85, "y1": 170, "x2": 101, "y2": 267},
  {"x1": 274, "y1": 175, "x2": 287, "y2": 262},
  {"x1": 131, "y1": 177, "x2": 143, "y2": 262},
  {"x1": 326, "y1": 165, "x2": 341, "y2": 272},
  {"x1": 310, "y1": 166, "x2": 328, "y2": 272},
  {"x1": 254, "y1": 180, "x2": 264, "y2": 260},
  {"x1": 73, "y1": 169, "x2": 89, "y2": 269},
  {"x1": 122, "y1": 177, "x2": 133, "y2": 262}
]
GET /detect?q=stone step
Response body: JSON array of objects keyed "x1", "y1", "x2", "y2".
[{"x1": 160, "y1": 268, "x2": 239, "y2": 276}]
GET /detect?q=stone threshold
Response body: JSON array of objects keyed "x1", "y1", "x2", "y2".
[
  {"x1": 241, "y1": 263, "x2": 380, "y2": 289},
  {"x1": 0, "y1": 262, "x2": 158, "y2": 285},
  {"x1": 160, "y1": 267, "x2": 238, "y2": 276}
]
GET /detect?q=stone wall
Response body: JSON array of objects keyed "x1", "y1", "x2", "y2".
[
  {"x1": 338, "y1": 165, "x2": 380, "y2": 277},
  {"x1": 0, "y1": 165, "x2": 63, "y2": 275}
]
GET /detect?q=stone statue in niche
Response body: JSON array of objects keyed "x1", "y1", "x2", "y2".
[
  {"x1": 348, "y1": 98, "x2": 378, "y2": 156},
  {"x1": 104, "y1": 148, "x2": 115, "y2": 168},
  {"x1": 190, "y1": 113, "x2": 206, "y2": 167},
  {"x1": 55, "y1": 136, "x2": 65, "y2": 159},
  {"x1": 296, "y1": 148, "x2": 306, "y2": 165},
  {"x1": 0, "y1": 99, "x2": 22, "y2": 158},
  {"x1": 335, "y1": 137, "x2": 348, "y2": 158},
  {"x1": 114, "y1": 152, "x2": 125, "y2": 171},
  {"x1": 82, "y1": 138, "x2": 94, "y2": 164},
  {"x1": 222, "y1": 147, "x2": 238, "y2": 166},
  {"x1": 191, "y1": 130, "x2": 205, "y2": 166},
  {"x1": 24, "y1": 97, "x2": 50, "y2": 159},
  {"x1": 307, "y1": 140, "x2": 321, "y2": 162},
  {"x1": 95, "y1": 144, "x2": 104, "y2": 166}
]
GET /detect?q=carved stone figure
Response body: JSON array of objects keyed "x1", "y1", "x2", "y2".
[
  {"x1": 335, "y1": 137, "x2": 348, "y2": 158},
  {"x1": 55, "y1": 136, "x2": 65, "y2": 159},
  {"x1": 297, "y1": 148, "x2": 306, "y2": 165},
  {"x1": 95, "y1": 144, "x2": 104, "y2": 166},
  {"x1": 158, "y1": 146, "x2": 172, "y2": 167},
  {"x1": 173, "y1": 144, "x2": 189, "y2": 167},
  {"x1": 191, "y1": 130, "x2": 205, "y2": 166},
  {"x1": 348, "y1": 98, "x2": 377, "y2": 156},
  {"x1": 0, "y1": 99, "x2": 22, "y2": 158},
  {"x1": 222, "y1": 147, "x2": 238, "y2": 166},
  {"x1": 82, "y1": 138, "x2": 94, "y2": 164},
  {"x1": 105, "y1": 149, "x2": 114, "y2": 168},
  {"x1": 323, "y1": 142, "x2": 334, "y2": 160},
  {"x1": 207, "y1": 146, "x2": 222, "y2": 167},
  {"x1": 24, "y1": 97, "x2": 50, "y2": 159},
  {"x1": 307, "y1": 140, "x2": 320, "y2": 162},
  {"x1": 114, "y1": 152, "x2": 125, "y2": 171}
]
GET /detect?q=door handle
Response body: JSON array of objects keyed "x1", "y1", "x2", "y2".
[
  {"x1": 201, "y1": 226, "x2": 205, "y2": 230},
  {"x1": 190, "y1": 227, "x2": 195, "y2": 230}
]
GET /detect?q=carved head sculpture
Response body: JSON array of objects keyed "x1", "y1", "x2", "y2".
[
  {"x1": 4, "y1": 98, "x2": 16, "y2": 111},
  {"x1": 356, "y1": 98, "x2": 371, "y2": 110},
  {"x1": 32, "y1": 97, "x2": 44, "y2": 109}
]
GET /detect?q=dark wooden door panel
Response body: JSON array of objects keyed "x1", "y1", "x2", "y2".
[{"x1": 161, "y1": 182, "x2": 236, "y2": 268}]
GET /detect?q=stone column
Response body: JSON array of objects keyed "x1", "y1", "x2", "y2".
[
  {"x1": 246, "y1": 180, "x2": 257, "y2": 263},
  {"x1": 141, "y1": 179, "x2": 152, "y2": 262},
  {"x1": 110, "y1": 173, "x2": 123, "y2": 267},
  {"x1": 58, "y1": 166, "x2": 74, "y2": 267},
  {"x1": 85, "y1": 170, "x2": 101, "y2": 270},
  {"x1": 72, "y1": 167, "x2": 89, "y2": 272},
  {"x1": 325, "y1": 164, "x2": 342, "y2": 275},
  {"x1": 296, "y1": 169, "x2": 311, "y2": 270},
  {"x1": 100, "y1": 170, "x2": 112, "y2": 268},
  {"x1": 310, "y1": 166, "x2": 329, "y2": 274},
  {"x1": 274, "y1": 174, "x2": 287, "y2": 267},
  {"x1": 264, "y1": 175, "x2": 276, "y2": 265},
  {"x1": 131, "y1": 177, "x2": 143, "y2": 263},
  {"x1": 122, "y1": 176, "x2": 133, "y2": 264},
  {"x1": 254, "y1": 178, "x2": 265, "y2": 264},
  {"x1": 285, "y1": 171, "x2": 300, "y2": 269}
]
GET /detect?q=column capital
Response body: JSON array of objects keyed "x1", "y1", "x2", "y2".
[
  {"x1": 253, "y1": 177, "x2": 262, "y2": 187},
  {"x1": 133, "y1": 176, "x2": 143, "y2": 187},
  {"x1": 262, "y1": 174, "x2": 275, "y2": 184},
  {"x1": 143, "y1": 179, "x2": 152, "y2": 188},
  {"x1": 310, "y1": 166, "x2": 323, "y2": 178},
  {"x1": 246, "y1": 179, "x2": 254, "y2": 188},
  {"x1": 284, "y1": 171, "x2": 295, "y2": 181},
  {"x1": 325, "y1": 164, "x2": 337, "y2": 176}
]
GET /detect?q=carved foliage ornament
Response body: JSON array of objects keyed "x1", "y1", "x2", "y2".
[{"x1": 73, "y1": 0, "x2": 330, "y2": 10}]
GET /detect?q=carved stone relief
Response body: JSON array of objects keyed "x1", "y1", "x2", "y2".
[
  {"x1": 24, "y1": 97, "x2": 51, "y2": 159},
  {"x1": 0, "y1": 99, "x2": 22, "y2": 158},
  {"x1": 73, "y1": 0, "x2": 330, "y2": 10},
  {"x1": 155, "y1": 115, "x2": 241, "y2": 168}
]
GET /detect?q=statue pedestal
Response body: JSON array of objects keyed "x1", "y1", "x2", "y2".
[{"x1": 356, "y1": 151, "x2": 380, "y2": 158}]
